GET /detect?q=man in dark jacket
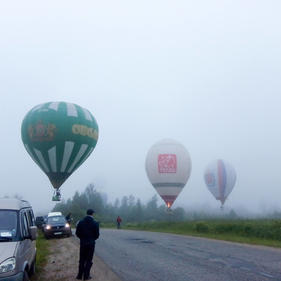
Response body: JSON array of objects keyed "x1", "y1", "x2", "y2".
[{"x1": 75, "y1": 209, "x2": 99, "y2": 280}]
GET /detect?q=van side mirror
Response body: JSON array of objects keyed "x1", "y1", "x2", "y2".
[{"x1": 29, "y1": 226, "x2": 37, "y2": 240}]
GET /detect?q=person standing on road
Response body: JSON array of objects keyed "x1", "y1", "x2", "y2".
[
  {"x1": 75, "y1": 209, "x2": 99, "y2": 280},
  {"x1": 65, "y1": 212, "x2": 72, "y2": 225},
  {"x1": 116, "y1": 215, "x2": 122, "y2": 229}
]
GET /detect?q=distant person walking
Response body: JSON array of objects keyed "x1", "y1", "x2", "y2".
[
  {"x1": 116, "y1": 216, "x2": 122, "y2": 229},
  {"x1": 75, "y1": 209, "x2": 99, "y2": 280}
]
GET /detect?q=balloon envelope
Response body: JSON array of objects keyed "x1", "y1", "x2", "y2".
[
  {"x1": 204, "y1": 159, "x2": 236, "y2": 206},
  {"x1": 21, "y1": 101, "x2": 99, "y2": 190},
  {"x1": 145, "y1": 139, "x2": 192, "y2": 208}
]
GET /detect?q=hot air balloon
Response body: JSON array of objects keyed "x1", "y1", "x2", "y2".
[
  {"x1": 21, "y1": 102, "x2": 99, "y2": 201},
  {"x1": 145, "y1": 139, "x2": 192, "y2": 209},
  {"x1": 204, "y1": 159, "x2": 236, "y2": 208}
]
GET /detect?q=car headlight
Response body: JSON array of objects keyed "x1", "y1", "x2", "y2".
[
  {"x1": 46, "y1": 225, "x2": 51, "y2": 230},
  {"x1": 65, "y1": 223, "x2": 70, "y2": 228},
  {"x1": 0, "y1": 257, "x2": 16, "y2": 273}
]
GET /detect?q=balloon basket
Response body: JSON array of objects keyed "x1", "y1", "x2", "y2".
[
  {"x1": 166, "y1": 207, "x2": 173, "y2": 214},
  {"x1": 52, "y1": 190, "x2": 61, "y2": 202},
  {"x1": 52, "y1": 195, "x2": 61, "y2": 202}
]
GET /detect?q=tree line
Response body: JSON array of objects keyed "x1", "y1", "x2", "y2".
[
  {"x1": 52, "y1": 183, "x2": 259, "y2": 225},
  {"x1": 53, "y1": 184, "x2": 188, "y2": 224}
]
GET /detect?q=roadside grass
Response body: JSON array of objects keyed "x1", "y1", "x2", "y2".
[
  {"x1": 122, "y1": 220, "x2": 281, "y2": 248},
  {"x1": 100, "y1": 222, "x2": 116, "y2": 228},
  {"x1": 31, "y1": 231, "x2": 50, "y2": 280}
]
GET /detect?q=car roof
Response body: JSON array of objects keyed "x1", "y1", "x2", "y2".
[
  {"x1": 48, "y1": 215, "x2": 64, "y2": 218},
  {"x1": 48, "y1": 212, "x2": 62, "y2": 217},
  {"x1": 47, "y1": 215, "x2": 65, "y2": 222},
  {"x1": 0, "y1": 198, "x2": 31, "y2": 210}
]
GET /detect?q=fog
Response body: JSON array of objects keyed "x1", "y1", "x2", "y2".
[{"x1": 0, "y1": 1, "x2": 280, "y2": 215}]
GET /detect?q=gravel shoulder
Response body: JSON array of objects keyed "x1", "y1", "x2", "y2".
[{"x1": 35, "y1": 236, "x2": 122, "y2": 281}]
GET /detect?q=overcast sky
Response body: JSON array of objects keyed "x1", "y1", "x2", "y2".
[{"x1": 0, "y1": 1, "x2": 281, "y2": 214}]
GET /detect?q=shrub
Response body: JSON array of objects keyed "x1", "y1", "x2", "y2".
[
  {"x1": 195, "y1": 222, "x2": 209, "y2": 233},
  {"x1": 215, "y1": 223, "x2": 235, "y2": 234}
]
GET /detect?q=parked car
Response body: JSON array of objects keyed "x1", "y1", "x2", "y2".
[
  {"x1": 0, "y1": 198, "x2": 37, "y2": 281},
  {"x1": 35, "y1": 216, "x2": 45, "y2": 229},
  {"x1": 43, "y1": 215, "x2": 71, "y2": 239}
]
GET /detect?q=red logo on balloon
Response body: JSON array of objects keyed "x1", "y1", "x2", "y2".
[
  {"x1": 158, "y1": 154, "x2": 177, "y2": 173},
  {"x1": 28, "y1": 121, "x2": 56, "y2": 142}
]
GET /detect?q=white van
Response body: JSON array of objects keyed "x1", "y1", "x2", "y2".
[{"x1": 0, "y1": 198, "x2": 37, "y2": 281}]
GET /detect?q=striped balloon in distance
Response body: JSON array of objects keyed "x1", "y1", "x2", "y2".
[{"x1": 204, "y1": 159, "x2": 236, "y2": 208}]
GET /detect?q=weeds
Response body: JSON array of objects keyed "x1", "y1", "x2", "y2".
[
  {"x1": 124, "y1": 219, "x2": 281, "y2": 247},
  {"x1": 31, "y1": 231, "x2": 50, "y2": 280}
]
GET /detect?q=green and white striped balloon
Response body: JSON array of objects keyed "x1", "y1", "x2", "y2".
[{"x1": 21, "y1": 101, "x2": 99, "y2": 190}]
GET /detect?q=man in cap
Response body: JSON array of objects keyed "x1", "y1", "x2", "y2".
[{"x1": 76, "y1": 209, "x2": 99, "y2": 280}]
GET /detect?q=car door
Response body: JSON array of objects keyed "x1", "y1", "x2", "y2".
[
  {"x1": 26, "y1": 209, "x2": 36, "y2": 265},
  {"x1": 17, "y1": 210, "x2": 33, "y2": 272}
]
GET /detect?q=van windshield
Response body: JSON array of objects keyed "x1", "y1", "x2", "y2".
[{"x1": 0, "y1": 210, "x2": 18, "y2": 242}]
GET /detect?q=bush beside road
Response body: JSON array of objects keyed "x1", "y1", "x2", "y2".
[
  {"x1": 31, "y1": 231, "x2": 50, "y2": 280},
  {"x1": 124, "y1": 219, "x2": 281, "y2": 248}
]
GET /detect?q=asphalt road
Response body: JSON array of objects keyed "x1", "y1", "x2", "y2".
[{"x1": 95, "y1": 229, "x2": 281, "y2": 281}]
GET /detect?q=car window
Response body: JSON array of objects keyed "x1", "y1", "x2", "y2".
[
  {"x1": 21, "y1": 212, "x2": 30, "y2": 238},
  {"x1": 0, "y1": 210, "x2": 17, "y2": 240},
  {"x1": 27, "y1": 209, "x2": 35, "y2": 226}
]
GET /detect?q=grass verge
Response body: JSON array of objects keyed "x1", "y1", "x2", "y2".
[
  {"x1": 31, "y1": 231, "x2": 50, "y2": 280},
  {"x1": 122, "y1": 220, "x2": 281, "y2": 248}
]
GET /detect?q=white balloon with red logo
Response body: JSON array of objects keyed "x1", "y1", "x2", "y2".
[{"x1": 145, "y1": 139, "x2": 192, "y2": 208}]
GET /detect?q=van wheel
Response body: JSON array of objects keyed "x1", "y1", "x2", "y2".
[
  {"x1": 23, "y1": 270, "x2": 30, "y2": 281},
  {"x1": 29, "y1": 257, "x2": 36, "y2": 276}
]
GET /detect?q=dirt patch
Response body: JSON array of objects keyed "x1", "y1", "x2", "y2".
[{"x1": 35, "y1": 236, "x2": 121, "y2": 281}]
